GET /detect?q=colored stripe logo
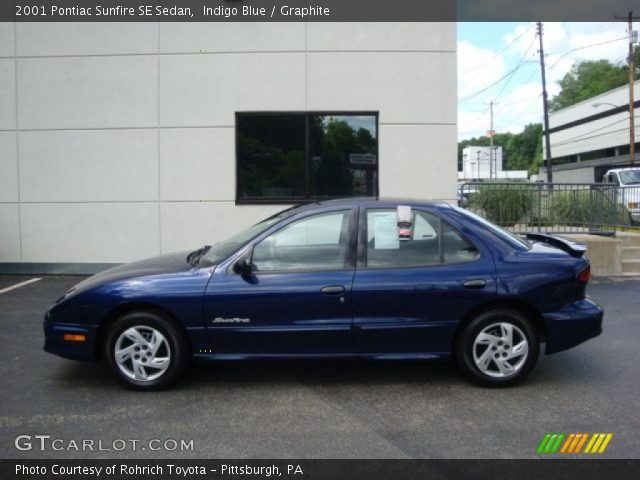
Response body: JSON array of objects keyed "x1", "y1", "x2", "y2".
[{"x1": 537, "y1": 433, "x2": 613, "y2": 454}]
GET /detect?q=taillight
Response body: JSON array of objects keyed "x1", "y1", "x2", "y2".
[{"x1": 577, "y1": 264, "x2": 591, "y2": 284}]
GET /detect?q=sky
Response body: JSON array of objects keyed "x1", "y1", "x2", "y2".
[{"x1": 458, "y1": 22, "x2": 632, "y2": 141}]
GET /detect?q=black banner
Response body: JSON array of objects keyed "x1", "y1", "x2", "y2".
[
  {"x1": 1, "y1": 0, "x2": 638, "y2": 22},
  {"x1": 3, "y1": 459, "x2": 640, "y2": 480}
]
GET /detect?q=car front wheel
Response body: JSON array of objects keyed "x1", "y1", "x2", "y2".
[
  {"x1": 105, "y1": 311, "x2": 189, "y2": 390},
  {"x1": 455, "y1": 309, "x2": 539, "y2": 387}
]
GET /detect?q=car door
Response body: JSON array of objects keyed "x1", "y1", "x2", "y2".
[
  {"x1": 352, "y1": 205, "x2": 497, "y2": 356},
  {"x1": 203, "y1": 207, "x2": 357, "y2": 355}
]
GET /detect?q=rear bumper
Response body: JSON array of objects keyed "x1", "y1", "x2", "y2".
[
  {"x1": 542, "y1": 298, "x2": 603, "y2": 354},
  {"x1": 43, "y1": 311, "x2": 98, "y2": 362}
]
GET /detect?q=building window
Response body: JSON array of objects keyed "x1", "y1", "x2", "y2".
[{"x1": 236, "y1": 113, "x2": 378, "y2": 203}]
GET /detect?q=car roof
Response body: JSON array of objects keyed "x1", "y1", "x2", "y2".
[{"x1": 294, "y1": 197, "x2": 449, "y2": 211}]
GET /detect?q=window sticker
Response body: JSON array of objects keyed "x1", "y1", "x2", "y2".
[
  {"x1": 373, "y1": 212, "x2": 400, "y2": 250},
  {"x1": 397, "y1": 205, "x2": 412, "y2": 241}
]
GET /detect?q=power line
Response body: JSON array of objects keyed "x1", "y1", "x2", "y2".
[
  {"x1": 460, "y1": 26, "x2": 632, "y2": 143},
  {"x1": 547, "y1": 35, "x2": 629, "y2": 70},
  {"x1": 551, "y1": 127, "x2": 629, "y2": 150},
  {"x1": 550, "y1": 116, "x2": 640, "y2": 147},
  {"x1": 459, "y1": 59, "x2": 537, "y2": 102},
  {"x1": 458, "y1": 27, "x2": 546, "y2": 137},
  {"x1": 492, "y1": 34, "x2": 539, "y2": 102},
  {"x1": 458, "y1": 24, "x2": 536, "y2": 93},
  {"x1": 460, "y1": 65, "x2": 541, "y2": 138},
  {"x1": 468, "y1": 31, "x2": 625, "y2": 133}
]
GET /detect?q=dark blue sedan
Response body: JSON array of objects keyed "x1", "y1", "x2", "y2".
[{"x1": 44, "y1": 199, "x2": 603, "y2": 389}]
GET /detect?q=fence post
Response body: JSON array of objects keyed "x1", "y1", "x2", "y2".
[
  {"x1": 588, "y1": 186, "x2": 593, "y2": 233},
  {"x1": 537, "y1": 186, "x2": 542, "y2": 232},
  {"x1": 612, "y1": 186, "x2": 618, "y2": 237}
]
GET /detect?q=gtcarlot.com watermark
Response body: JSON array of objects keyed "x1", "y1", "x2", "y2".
[{"x1": 15, "y1": 434, "x2": 194, "y2": 452}]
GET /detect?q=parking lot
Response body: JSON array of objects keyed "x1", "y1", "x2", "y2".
[{"x1": 0, "y1": 275, "x2": 638, "y2": 459}]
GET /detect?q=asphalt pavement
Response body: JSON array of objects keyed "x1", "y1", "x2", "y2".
[{"x1": 0, "y1": 275, "x2": 638, "y2": 459}]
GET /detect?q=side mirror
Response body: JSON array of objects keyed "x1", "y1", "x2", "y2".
[{"x1": 233, "y1": 257, "x2": 254, "y2": 275}]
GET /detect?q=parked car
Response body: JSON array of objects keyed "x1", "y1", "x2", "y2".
[
  {"x1": 44, "y1": 199, "x2": 603, "y2": 390},
  {"x1": 457, "y1": 185, "x2": 478, "y2": 208},
  {"x1": 603, "y1": 167, "x2": 640, "y2": 223}
]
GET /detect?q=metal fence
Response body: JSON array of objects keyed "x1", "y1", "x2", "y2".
[{"x1": 458, "y1": 182, "x2": 640, "y2": 236}]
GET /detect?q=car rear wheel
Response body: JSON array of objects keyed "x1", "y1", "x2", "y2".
[
  {"x1": 105, "y1": 311, "x2": 188, "y2": 390},
  {"x1": 455, "y1": 309, "x2": 539, "y2": 387}
]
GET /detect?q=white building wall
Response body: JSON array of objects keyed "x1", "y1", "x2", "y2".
[
  {"x1": 548, "y1": 80, "x2": 640, "y2": 159},
  {"x1": 0, "y1": 22, "x2": 456, "y2": 266}
]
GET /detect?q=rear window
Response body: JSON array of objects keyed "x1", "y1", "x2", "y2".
[{"x1": 451, "y1": 206, "x2": 530, "y2": 251}]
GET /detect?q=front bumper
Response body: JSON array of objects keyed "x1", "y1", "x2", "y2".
[
  {"x1": 542, "y1": 298, "x2": 603, "y2": 354},
  {"x1": 43, "y1": 311, "x2": 99, "y2": 362}
]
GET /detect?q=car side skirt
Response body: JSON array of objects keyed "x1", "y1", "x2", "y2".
[{"x1": 192, "y1": 352, "x2": 451, "y2": 361}]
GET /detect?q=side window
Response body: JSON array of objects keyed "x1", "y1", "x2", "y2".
[
  {"x1": 442, "y1": 222, "x2": 480, "y2": 263},
  {"x1": 252, "y1": 211, "x2": 351, "y2": 271},
  {"x1": 365, "y1": 208, "x2": 480, "y2": 268},
  {"x1": 366, "y1": 209, "x2": 441, "y2": 268},
  {"x1": 612, "y1": 173, "x2": 620, "y2": 185}
]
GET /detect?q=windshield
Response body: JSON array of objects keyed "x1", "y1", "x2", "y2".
[
  {"x1": 618, "y1": 170, "x2": 640, "y2": 185},
  {"x1": 451, "y1": 205, "x2": 531, "y2": 250},
  {"x1": 199, "y1": 207, "x2": 299, "y2": 265}
]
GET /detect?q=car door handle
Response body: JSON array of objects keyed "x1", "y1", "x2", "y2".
[
  {"x1": 463, "y1": 279, "x2": 486, "y2": 289},
  {"x1": 321, "y1": 285, "x2": 345, "y2": 295}
]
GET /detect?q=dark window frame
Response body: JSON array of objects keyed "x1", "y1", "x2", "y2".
[{"x1": 235, "y1": 111, "x2": 380, "y2": 205}]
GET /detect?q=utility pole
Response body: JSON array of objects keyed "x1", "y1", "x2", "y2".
[
  {"x1": 537, "y1": 21, "x2": 553, "y2": 182},
  {"x1": 486, "y1": 100, "x2": 499, "y2": 179},
  {"x1": 627, "y1": 11, "x2": 636, "y2": 165},
  {"x1": 616, "y1": 10, "x2": 639, "y2": 165}
]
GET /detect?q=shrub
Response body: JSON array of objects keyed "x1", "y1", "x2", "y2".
[
  {"x1": 468, "y1": 184, "x2": 534, "y2": 227},
  {"x1": 548, "y1": 189, "x2": 631, "y2": 228}
]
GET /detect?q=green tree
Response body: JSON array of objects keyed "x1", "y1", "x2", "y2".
[
  {"x1": 504, "y1": 123, "x2": 542, "y2": 171},
  {"x1": 458, "y1": 123, "x2": 542, "y2": 174},
  {"x1": 549, "y1": 52, "x2": 639, "y2": 112},
  {"x1": 457, "y1": 133, "x2": 514, "y2": 169}
]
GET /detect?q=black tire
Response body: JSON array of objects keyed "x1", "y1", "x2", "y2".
[
  {"x1": 104, "y1": 311, "x2": 189, "y2": 390},
  {"x1": 455, "y1": 309, "x2": 539, "y2": 387}
]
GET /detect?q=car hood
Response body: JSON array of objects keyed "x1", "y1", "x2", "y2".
[{"x1": 68, "y1": 251, "x2": 194, "y2": 296}]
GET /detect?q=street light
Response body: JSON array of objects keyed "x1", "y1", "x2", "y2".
[{"x1": 592, "y1": 102, "x2": 619, "y2": 109}]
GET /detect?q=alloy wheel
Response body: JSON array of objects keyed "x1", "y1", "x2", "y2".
[
  {"x1": 114, "y1": 326, "x2": 171, "y2": 382},
  {"x1": 472, "y1": 322, "x2": 529, "y2": 378}
]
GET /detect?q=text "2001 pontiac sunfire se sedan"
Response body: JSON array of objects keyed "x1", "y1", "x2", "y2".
[{"x1": 44, "y1": 199, "x2": 603, "y2": 390}]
